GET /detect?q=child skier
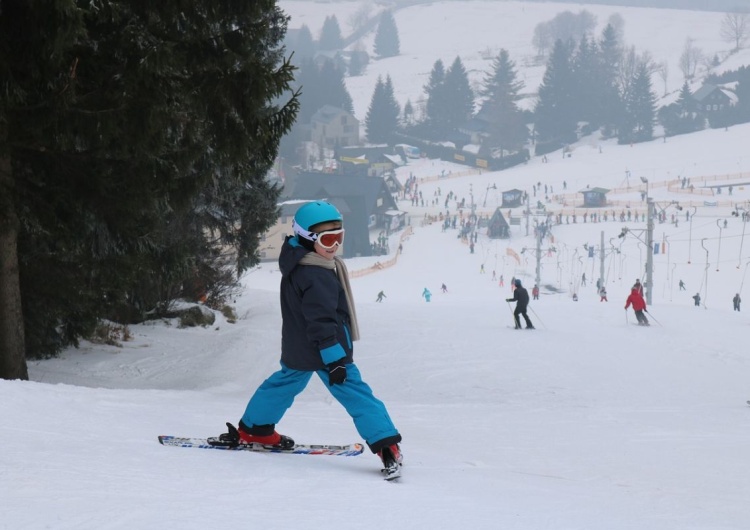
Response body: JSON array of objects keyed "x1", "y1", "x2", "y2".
[{"x1": 214, "y1": 201, "x2": 402, "y2": 477}]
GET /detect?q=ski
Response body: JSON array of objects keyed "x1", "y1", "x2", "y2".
[{"x1": 158, "y1": 435, "x2": 365, "y2": 456}]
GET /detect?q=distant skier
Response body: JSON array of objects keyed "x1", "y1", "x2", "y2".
[
  {"x1": 441, "y1": 283, "x2": 448, "y2": 293},
  {"x1": 506, "y1": 279, "x2": 534, "y2": 329},
  {"x1": 422, "y1": 288, "x2": 432, "y2": 302},
  {"x1": 679, "y1": 279, "x2": 686, "y2": 291},
  {"x1": 733, "y1": 293, "x2": 741, "y2": 311},
  {"x1": 532, "y1": 284, "x2": 539, "y2": 300},
  {"x1": 625, "y1": 287, "x2": 649, "y2": 326},
  {"x1": 581, "y1": 273, "x2": 586, "y2": 286},
  {"x1": 376, "y1": 291, "x2": 386, "y2": 303},
  {"x1": 633, "y1": 278, "x2": 644, "y2": 296},
  {"x1": 599, "y1": 286, "x2": 608, "y2": 302},
  {"x1": 692, "y1": 293, "x2": 701, "y2": 307}
]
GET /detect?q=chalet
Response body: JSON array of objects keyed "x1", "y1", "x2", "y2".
[
  {"x1": 259, "y1": 173, "x2": 402, "y2": 260},
  {"x1": 310, "y1": 105, "x2": 359, "y2": 149},
  {"x1": 692, "y1": 84, "x2": 736, "y2": 114}
]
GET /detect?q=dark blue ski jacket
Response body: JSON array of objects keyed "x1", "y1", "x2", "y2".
[
  {"x1": 509, "y1": 286, "x2": 529, "y2": 310},
  {"x1": 278, "y1": 236, "x2": 354, "y2": 371}
]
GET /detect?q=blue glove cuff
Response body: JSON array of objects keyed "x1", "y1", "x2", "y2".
[{"x1": 320, "y1": 343, "x2": 346, "y2": 365}]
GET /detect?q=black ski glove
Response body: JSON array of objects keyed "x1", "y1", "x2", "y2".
[
  {"x1": 327, "y1": 359, "x2": 347, "y2": 386},
  {"x1": 506, "y1": 298, "x2": 513, "y2": 302}
]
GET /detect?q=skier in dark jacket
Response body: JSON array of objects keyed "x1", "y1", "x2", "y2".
[
  {"x1": 218, "y1": 201, "x2": 402, "y2": 472},
  {"x1": 506, "y1": 279, "x2": 534, "y2": 329}
]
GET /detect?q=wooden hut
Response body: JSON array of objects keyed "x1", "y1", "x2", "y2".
[
  {"x1": 487, "y1": 208, "x2": 511, "y2": 239},
  {"x1": 580, "y1": 187, "x2": 609, "y2": 207}
]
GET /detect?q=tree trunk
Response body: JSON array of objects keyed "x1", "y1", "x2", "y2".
[{"x1": 0, "y1": 148, "x2": 29, "y2": 380}]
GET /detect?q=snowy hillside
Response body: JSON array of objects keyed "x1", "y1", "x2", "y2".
[
  {"x1": 5, "y1": 2, "x2": 750, "y2": 529},
  {"x1": 281, "y1": 0, "x2": 750, "y2": 117}
]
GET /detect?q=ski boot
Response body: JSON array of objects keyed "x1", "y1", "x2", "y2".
[
  {"x1": 208, "y1": 422, "x2": 294, "y2": 450},
  {"x1": 378, "y1": 444, "x2": 403, "y2": 481}
]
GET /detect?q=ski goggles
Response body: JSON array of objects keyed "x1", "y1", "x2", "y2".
[
  {"x1": 294, "y1": 220, "x2": 345, "y2": 249},
  {"x1": 314, "y1": 228, "x2": 345, "y2": 249}
]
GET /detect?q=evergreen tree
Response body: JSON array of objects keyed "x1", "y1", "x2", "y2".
[
  {"x1": 424, "y1": 59, "x2": 449, "y2": 134},
  {"x1": 294, "y1": 58, "x2": 322, "y2": 124},
  {"x1": 403, "y1": 99, "x2": 415, "y2": 126},
  {"x1": 281, "y1": 56, "x2": 354, "y2": 165},
  {"x1": 1, "y1": 1, "x2": 298, "y2": 373},
  {"x1": 478, "y1": 50, "x2": 527, "y2": 154},
  {"x1": 480, "y1": 49, "x2": 524, "y2": 101},
  {"x1": 571, "y1": 34, "x2": 600, "y2": 127},
  {"x1": 598, "y1": 24, "x2": 623, "y2": 136},
  {"x1": 319, "y1": 59, "x2": 354, "y2": 113},
  {"x1": 534, "y1": 39, "x2": 577, "y2": 145},
  {"x1": 348, "y1": 49, "x2": 367, "y2": 76},
  {"x1": 365, "y1": 75, "x2": 400, "y2": 143},
  {"x1": 443, "y1": 56, "x2": 474, "y2": 132},
  {"x1": 295, "y1": 58, "x2": 352, "y2": 123},
  {"x1": 675, "y1": 81, "x2": 696, "y2": 115},
  {"x1": 659, "y1": 82, "x2": 701, "y2": 137},
  {"x1": 619, "y1": 62, "x2": 656, "y2": 143},
  {"x1": 319, "y1": 15, "x2": 343, "y2": 51},
  {"x1": 374, "y1": 10, "x2": 400, "y2": 58},
  {"x1": 292, "y1": 24, "x2": 316, "y2": 62}
]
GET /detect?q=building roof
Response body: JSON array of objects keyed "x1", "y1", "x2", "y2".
[
  {"x1": 310, "y1": 105, "x2": 357, "y2": 125},
  {"x1": 692, "y1": 84, "x2": 733, "y2": 103},
  {"x1": 291, "y1": 173, "x2": 396, "y2": 217}
]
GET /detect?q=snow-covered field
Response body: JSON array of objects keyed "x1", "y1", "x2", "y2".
[{"x1": 5, "y1": 2, "x2": 750, "y2": 529}]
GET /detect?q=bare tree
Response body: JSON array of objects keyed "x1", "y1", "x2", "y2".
[
  {"x1": 720, "y1": 10, "x2": 750, "y2": 51},
  {"x1": 656, "y1": 61, "x2": 669, "y2": 97},
  {"x1": 348, "y1": 3, "x2": 373, "y2": 34},
  {"x1": 532, "y1": 23, "x2": 552, "y2": 57},
  {"x1": 619, "y1": 46, "x2": 656, "y2": 100},
  {"x1": 679, "y1": 38, "x2": 704, "y2": 80}
]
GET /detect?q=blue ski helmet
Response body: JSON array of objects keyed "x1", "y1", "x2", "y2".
[{"x1": 293, "y1": 201, "x2": 343, "y2": 247}]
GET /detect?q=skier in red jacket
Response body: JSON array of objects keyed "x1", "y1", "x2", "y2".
[{"x1": 625, "y1": 287, "x2": 649, "y2": 326}]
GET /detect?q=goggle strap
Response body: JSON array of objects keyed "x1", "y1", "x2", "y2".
[{"x1": 293, "y1": 219, "x2": 317, "y2": 242}]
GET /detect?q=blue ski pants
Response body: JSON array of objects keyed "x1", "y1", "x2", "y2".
[{"x1": 241, "y1": 363, "x2": 399, "y2": 449}]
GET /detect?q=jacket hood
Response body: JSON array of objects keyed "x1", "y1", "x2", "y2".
[{"x1": 279, "y1": 235, "x2": 309, "y2": 277}]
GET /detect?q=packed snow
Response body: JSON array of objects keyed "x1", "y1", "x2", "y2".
[{"x1": 4, "y1": 2, "x2": 750, "y2": 529}]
